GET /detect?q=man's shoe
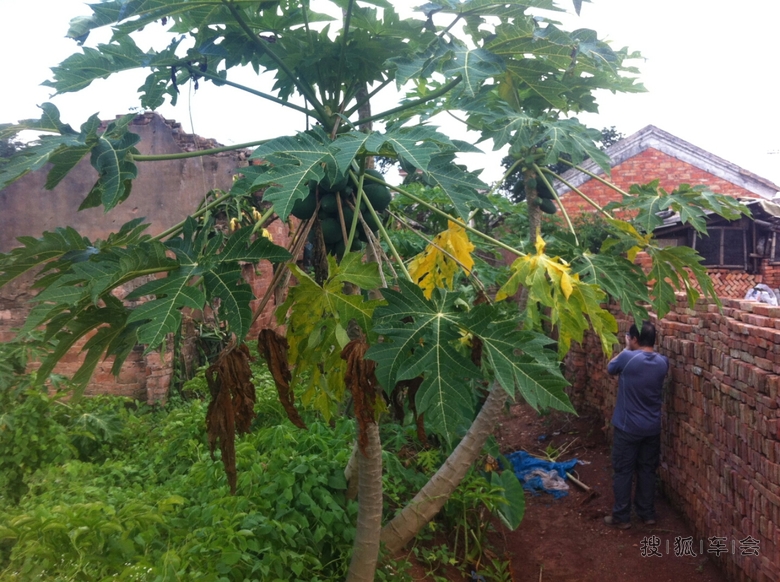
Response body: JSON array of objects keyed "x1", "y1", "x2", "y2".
[
  {"x1": 604, "y1": 516, "x2": 631, "y2": 530},
  {"x1": 643, "y1": 518, "x2": 657, "y2": 526}
]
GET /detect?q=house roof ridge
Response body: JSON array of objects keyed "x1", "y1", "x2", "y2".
[{"x1": 554, "y1": 125, "x2": 780, "y2": 199}]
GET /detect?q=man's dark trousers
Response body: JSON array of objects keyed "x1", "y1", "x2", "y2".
[{"x1": 611, "y1": 427, "x2": 660, "y2": 523}]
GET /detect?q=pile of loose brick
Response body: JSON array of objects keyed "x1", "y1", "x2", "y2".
[
  {"x1": 564, "y1": 295, "x2": 779, "y2": 581},
  {"x1": 705, "y1": 269, "x2": 762, "y2": 300}
]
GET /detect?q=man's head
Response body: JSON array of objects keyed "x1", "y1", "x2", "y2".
[{"x1": 627, "y1": 321, "x2": 656, "y2": 349}]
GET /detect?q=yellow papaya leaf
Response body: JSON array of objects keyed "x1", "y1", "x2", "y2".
[
  {"x1": 626, "y1": 245, "x2": 641, "y2": 263},
  {"x1": 408, "y1": 220, "x2": 475, "y2": 298},
  {"x1": 496, "y1": 234, "x2": 617, "y2": 356}
]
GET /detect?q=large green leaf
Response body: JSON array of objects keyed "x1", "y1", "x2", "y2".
[
  {"x1": 605, "y1": 181, "x2": 749, "y2": 235},
  {"x1": 645, "y1": 244, "x2": 719, "y2": 320},
  {"x1": 203, "y1": 263, "x2": 254, "y2": 340},
  {"x1": 43, "y1": 35, "x2": 182, "y2": 95},
  {"x1": 465, "y1": 307, "x2": 573, "y2": 412},
  {"x1": 506, "y1": 60, "x2": 568, "y2": 110},
  {"x1": 84, "y1": 116, "x2": 141, "y2": 211},
  {"x1": 0, "y1": 227, "x2": 90, "y2": 288},
  {"x1": 422, "y1": 154, "x2": 491, "y2": 220},
  {"x1": 36, "y1": 297, "x2": 132, "y2": 396},
  {"x1": 537, "y1": 118, "x2": 612, "y2": 171},
  {"x1": 249, "y1": 133, "x2": 331, "y2": 220},
  {"x1": 491, "y1": 470, "x2": 525, "y2": 531},
  {"x1": 441, "y1": 42, "x2": 505, "y2": 98},
  {"x1": 0, "y1": 136, "x2": 83, "y2": 190},
  {"x1": 65, "y1": 1, "x2": 231, "y2": 40},
  {"x1": 363, "y1": 126, "x2": 451, "y2": 174},
  {"x1": 367, "y1": 281, "x2": 482, "y2": 444},
  {"x1": 0, "y1": 103, "x2": 77, "y2": 141},
  {"x1": 126, "y1": 224, "x2": 291, "y2": 347},
  {"x1": 571, "y1": 252, "x2": 649, "y2": 324}
]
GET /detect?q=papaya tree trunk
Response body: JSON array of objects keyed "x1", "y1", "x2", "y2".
[
  {"x1": 380, "y1": 382, "x2": 508, "y2": 554},
  {"x1": 345, "y1": 422, "x2": 383, "y2": 582},
  {"x1": 525, "y1": 169, "x2": 541, "y2": 244}
]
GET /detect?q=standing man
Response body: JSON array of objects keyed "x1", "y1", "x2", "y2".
[{"x1": 604, "y1": 321, "x2": 669, "y2": 530}]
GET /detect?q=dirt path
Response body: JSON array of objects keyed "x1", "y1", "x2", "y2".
[{"x1": 492, "y1": 403, "x2": 728, "y2": 582}]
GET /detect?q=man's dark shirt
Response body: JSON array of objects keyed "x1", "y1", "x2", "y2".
[{"x1": 608, "y1": 349, "x2": 669, "y2": 436}]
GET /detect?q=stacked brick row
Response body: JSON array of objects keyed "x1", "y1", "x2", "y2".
[{"x1": 564, "y1": 296, "x2": 780, "y2": 581}]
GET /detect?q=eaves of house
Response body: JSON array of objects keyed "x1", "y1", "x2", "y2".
[{"x1": 555, "y1": 125, "x2": 780, "y2": 201}]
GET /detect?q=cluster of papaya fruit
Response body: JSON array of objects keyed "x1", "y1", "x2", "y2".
[
  {"x1": 291, "y1": 169, "x2": 392, "y2": 256},
  {"x1": 526, "y1": 176, "x2": 558, "y2": 214}
]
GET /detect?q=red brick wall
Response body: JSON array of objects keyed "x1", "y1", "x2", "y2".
[
  {"x1": 564, "y1": 296, "x2": 780, "y2": 581},
  {"x1": 560, "y1": 148, "x2": 761, "y2": 216}
]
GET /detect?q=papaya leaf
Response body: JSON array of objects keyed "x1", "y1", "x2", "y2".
[
  {"x1": 218, "y1": 226, "x2": 292, "y2": 263},
  {"x1": 363, "y1": 126, "x2": 450, "y2": 173},
  {"x1": 125, "y1": 225, "x2": 290, "y2": 348},
  {"x1": 537, "y1": 118, "x2": 612, "y2": 172},
  {"x1": 367, "y1": 281, "x2": 481, "y2": 444},
  {"x1": 422, "y1": 154, "x2": 490, "y2": 220},
  {"x1": 0, "y1": 227, "x2": 91, "y2": 288},
  {"x1": 0, "y1": 136, "x2": 83, "y2": 190},
  {"x1": 440, "y1": 41, "x2": 505, "y2": 98},
  {"x1": 0, "y1": 102, "x2": 76, "y2": 141},
  {"x1": 605, "y1": 181, "x2": 750, "y2": 235},
  {"x1": 86, "y1": 122, "x2": 141, "y2": 211},
  {"x1": 44, "y1": 114, "x2": 102, "y2": 190},
  {"x1": 36, "y1": 297, "x2": 132, "y2": 396},
  {"x1": 203, "y1": 263, "x2": 254, "y2": 340},
  {"x1": 491, "y1": 470, "x2": 525, "y2": 531},
  {"x1": 408, "y1": 220, "x2": 475, "y2": 298},
  {"x1": 249, "y1": 133, "x2": 331, "y2": 220},
  {"x1": 505, "y1": 60, "x2": 568, "y2": 109},
  {"x1": 644, "y1": 244, "x2": 718, "y2": 320},
  {"x1": 465, "y1": 306, "x2": 573, "y2": 413},
  {"x1": 276, "y1": 254, "x2": 383, "y2": 419},
  {"x1": 497, "y1": 235, "x2": 617, "y2": 356},
  {"x1": 43, "y1": 35, "x2": 182, "y2": 95},
  {"x1": 570, "y1": 252, "x2": 649, "y2": 325},
  {"x1": 124, "y1": 262, "x2": 202, "y2": 348}
]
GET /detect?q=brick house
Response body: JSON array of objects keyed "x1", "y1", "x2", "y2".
[
  {"x1": 555, "y1": 125, "x2": 780, "y2": 298},
  {"x1": 559, "y1": 127, "x2": 780, "y2": 581}
]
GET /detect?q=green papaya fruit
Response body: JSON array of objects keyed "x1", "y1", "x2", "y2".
[
  {"x1": 320, "y1": 217, "x2": 343, "y2": 244},
  {"x1": 320, "y1": 193, "x2": 339, "y2": 216},
  {"x1": 291, "y1": 191, "x2": 316, "y2": 219},
  {"x1": 537, "y1": 181, "x2": 556, "y2": 200},
  {"x1": 322, "y1": 173, "x2": 348, "y2": 193},
  {"x1": 538, "y1": 197, "x2": 558, "y2": 214},
  {"x1": 363, "y1": 183, "x2": 392, "y2": 212},
  {"x1": 361, "y1": 209, "x2": 381, "y2": 233}
]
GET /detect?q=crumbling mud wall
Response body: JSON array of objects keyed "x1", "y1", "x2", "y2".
[{"x1": 0, "y1": 113, "x2": 291, "y2": 403}]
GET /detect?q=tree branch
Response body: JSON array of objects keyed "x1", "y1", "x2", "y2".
[
  {"x1": 364, "y1": 173, "x2": 525, "y2": 259},
  {"x1": 132, "y1": 139, "x2": 269, "y2": 162},
  {"x1": 352, "y1": 75, "x2": 462, "y2": 126},
  {"x1": 222, "y1": 0, "x2": 328, "y2": 122},
  {"x1": 190, "y1": 67, "x2": 316, "y2": 117},
  {"x1": 533, "y1": 163, "x2": 578, "y2": 244},
  {"x1": 557, "y1": 158, "x2": 633, "y2": 199},
  {"x1": 541, "y1": 167, "x2": 613, "y2": 219}
]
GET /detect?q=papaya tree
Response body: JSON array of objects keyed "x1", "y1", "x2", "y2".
[{"x1": 0, "y1": 0, "x2": 749, "y2": 579}]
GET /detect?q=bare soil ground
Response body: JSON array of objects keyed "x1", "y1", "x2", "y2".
[{"x1": 490, "y1": 402, "x2": 729, "y2": 582}]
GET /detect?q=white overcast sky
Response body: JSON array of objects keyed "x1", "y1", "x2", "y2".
[{"x1": 1, "y1": 0, "x2": 779, "y2": 189}]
